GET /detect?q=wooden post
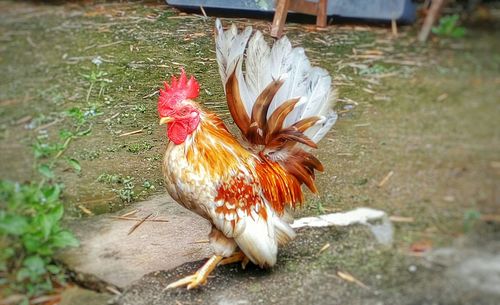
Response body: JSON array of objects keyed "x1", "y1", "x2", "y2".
[
  {"x1": 271, "y1": 0, "x2": 328, "y2": 38},
  {"x1": 317, "y1": 0, "x2": 328, "y2": 28},
  {"x1": 418, "y1": 0, "x2": 447, "y2": 42},
  {"x1": 271, "y1": 0, "x2": 290, "y2": 38}
]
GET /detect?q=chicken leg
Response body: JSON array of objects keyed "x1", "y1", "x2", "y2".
[
  {"x1": 219, "y1": 251, "x2": 249, "y2": 269},
  {"x1": 165, "y1": 255, "x2": 223, "y2": 290},
  {"x1": 166, "y1": 252, "x2": 251, "y2": 290}
]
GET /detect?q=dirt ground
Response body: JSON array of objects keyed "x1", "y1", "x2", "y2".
[{"x1": 1, "y1": 1, "x2": 499, "y2": 304}]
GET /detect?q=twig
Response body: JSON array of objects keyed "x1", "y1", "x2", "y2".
[
  {"x1": 377, "y1": 171, "x2": 394, "y2": 188},
  {"x1": 15, "y1": 115, "x2": 32, "y2": 125},
  {"x1": 35, "y1": 119, "x2": 62, "y2": 131},
  {"x1": 104, "y1": 112, "x2": 121, "y2": 122},
  {"x1": 317, "y1": 243, "x2": 330, "y2": 255},
  {"x1": 128, "y1": 213, "x2": 153, "y2": 235},
  {"x1": 120, "y1": 209, "x2": 138, "y2": 218},
  {"x1": 143, "y1": 90, "x2": 159, "y2": 99},
  {"x1": 0, "y1": 294, "x2": 25, "y2": 305},
  {"x1": 83, "y1": 40, "x2": 123, "y2": 51},
  {"x1": 481, "y1": 214, "x2": 500, "y2": 222},
  {"x1": 389, "y1": 216, "x2": 414, "y2": 223},
  {"x1": 337, "y1": 271, "x2": 369, "y2": 289},
  {"x1": 362, "y1": 87, "x2": 375, "y2": 94},
  {"x1": 106, "y1": 286, "x2": 121, "y2": 295},
  {"x1": 118, "y1": 129, "x2": 143, "y2": 137},
  {"x1": 191, "y1": 239, "x2": 210, "y2": 244},
  {"x1": 30, "y1": 295, "x2": 60, "y2": 304},
  {"x1": 110, "y1": 216, "x2": 169, "y2": 223},
  {"x1": 86, "y1": 82, "x2": 93, "y2": 103},
  {"x1": 26, "y1": 36, "x2": 38, "y2": 48},
  {"x1": 78, "y1": 204, "x2": 93, "y2": 215},
  {"x1": 382, "y1": 59, "x2": 422, "y2": 66},
  {"x1": 371, "y1": 72, "x2": 399, "y2": 79},
  {"x1": 199, "y1": 6, "x2": 208, "y2": 18}
]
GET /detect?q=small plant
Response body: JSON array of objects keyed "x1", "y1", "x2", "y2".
[
  {"x1": 0, "y1": 102, "x2": 93, "y2": 300},
  {"x1": 463, "y1": 209, "x2": 481, "y2": 232},
  {"x1": 97, "y1": 173, "x2": 123, "y2": 184},
  {"x1": 359, "y1": 63, "x2": 392, "y2": 76},
  {"x1": 116, "y1": 177, "x2": 135, "y2": 203},
  {"x1": 432, "y1": 14, "x2": 466, "y2": 38},
  {"x1": 97, "y1": 173, "x2": 138, "y2": 203},
  {"x1": 127, "y1": 141, "x2": 153, "y2": 153},
  {"x1": 133, "y1": 104, "x2": 147, "y2": 113},
  {"x1": 0, "y1": 181, "x2": 79, "y2": 301},
  {"x1": 81, "y1": 69, "x2": 112, "y2": 102},
  {"x1": 142, "y1": 180, "x2": 155, "y2": 190}
]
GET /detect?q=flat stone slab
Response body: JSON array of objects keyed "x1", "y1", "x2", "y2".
[
  {"x1": 59, "y1": 195, "x2": 212, "y2": 289},
  {"x1": 59, "y1": 286, "x2": 112, "y2": 305}
]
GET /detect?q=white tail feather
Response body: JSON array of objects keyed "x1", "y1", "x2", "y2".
[
  {"x1": 245, "y1": 31, "x2": 272, "y2": 103},
  {"x1": 215, "y1": 19, "x2": 336, "y2": 144}
]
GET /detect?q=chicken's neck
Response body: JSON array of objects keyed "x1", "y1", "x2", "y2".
[{"x1": 171, "y1": 111, "x2": 252, "y2": 178}]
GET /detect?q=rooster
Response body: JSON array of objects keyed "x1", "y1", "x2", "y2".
[{"x1": 159, "y1": 20, "x2": 337, "y2": 289}]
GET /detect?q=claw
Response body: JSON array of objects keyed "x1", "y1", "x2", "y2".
[
  {"x1": 166, "y1": 274, "x2": 198, "y2": 290},
  {"x1": 241, "y1": 256, "x2": 249, "y2": 269},
  {"x1": 165, "y1": 255, "x2": 223, "y2": 290}
]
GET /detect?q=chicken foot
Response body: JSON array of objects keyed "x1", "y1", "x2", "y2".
[
  {"x1": 165, "y1": 255, "x2": 223, "y2": 290},
  {"x1": 219, "y1": 251, "x2": 250, "y2": 269}
]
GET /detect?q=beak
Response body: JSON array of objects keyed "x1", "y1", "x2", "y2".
[{"x1": 159, "y1": 117, "x2": 173, "y2": 125}]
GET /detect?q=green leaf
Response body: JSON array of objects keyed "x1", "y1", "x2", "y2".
[
  {"x1": 0, "y1": 214, "x2": 28, "y2": 235},
  {"x1": 23, "y1": 256, "x2": 46, "y2": 276},
  {"x1": 451, "y1": 27, "x2": 466, "y2": 38},
  {"x1": 16, "y1": 267, "x2": 31, "y2": 281},
  {"x1": 37, "y1": 214, "x2": 53, "y2": 240},
  {"x1": 51, "y1": 230, "x2": 79, "y2": 248},
  {"x1": 46, "y1": 264, "x2": 60, "y2": 274},
  {"x1": 66, "y1": 158, "x2": 81, "y2": 173},
  {"x1": 59, "y1": 129, "x2": 73, "y2": 140},
  {"x1": 22, "y1": 235, "x2": 43, "y2": 253},
  {"x1": 43, "y1": 184, "x2": 61, "y2": 203},
  {"x1": 48, "y1": 204, "x2": 64, "y2": 223},
  {"x1": 38, "y1": 164, "x2": 54, "y2": 179}
]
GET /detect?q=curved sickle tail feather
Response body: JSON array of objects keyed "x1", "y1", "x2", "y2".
[{"x1": 215, "y1": 19, "x2": 337, "y2": 193}]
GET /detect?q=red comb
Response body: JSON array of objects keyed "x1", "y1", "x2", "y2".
[{"x1": 158, "y1": 69, "x2": 200, "y2": 116}]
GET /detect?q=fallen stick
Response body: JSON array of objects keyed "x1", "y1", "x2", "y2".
[
  {"x1": 35, "y1": 119, "x2": 62, "y2": 131},
  {"x1": 377, "y1": 171, "x2": 394, "y2": 188},
  {"x1": 128, "y1": 213, "x2": 153, "y2": 235},
  {"x1": 78, "y1": 204, "x2": 93, "y2": 215},
  {"x1": 120, "y1": 209, "x2": 138, "y2": 218},
  {"x1": 337, "y1": 271, "x2": 369, "y2": 289},
  {"x1": 143, "y1": 90, "x2": 159, "y2": 99},
  {"x1": 110, "y1": 215, "x2": 168, "y2": 223},
  {"x1": 317, "y1": 243, "x2": 330, "y2": 255},
  {"x1": 119, "y1": 129, "x2": 143, "y2": 137}
]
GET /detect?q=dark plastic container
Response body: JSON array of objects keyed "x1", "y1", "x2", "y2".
[{"x1": 166, "y1": 0, "x2": 416, "y2": 23}]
